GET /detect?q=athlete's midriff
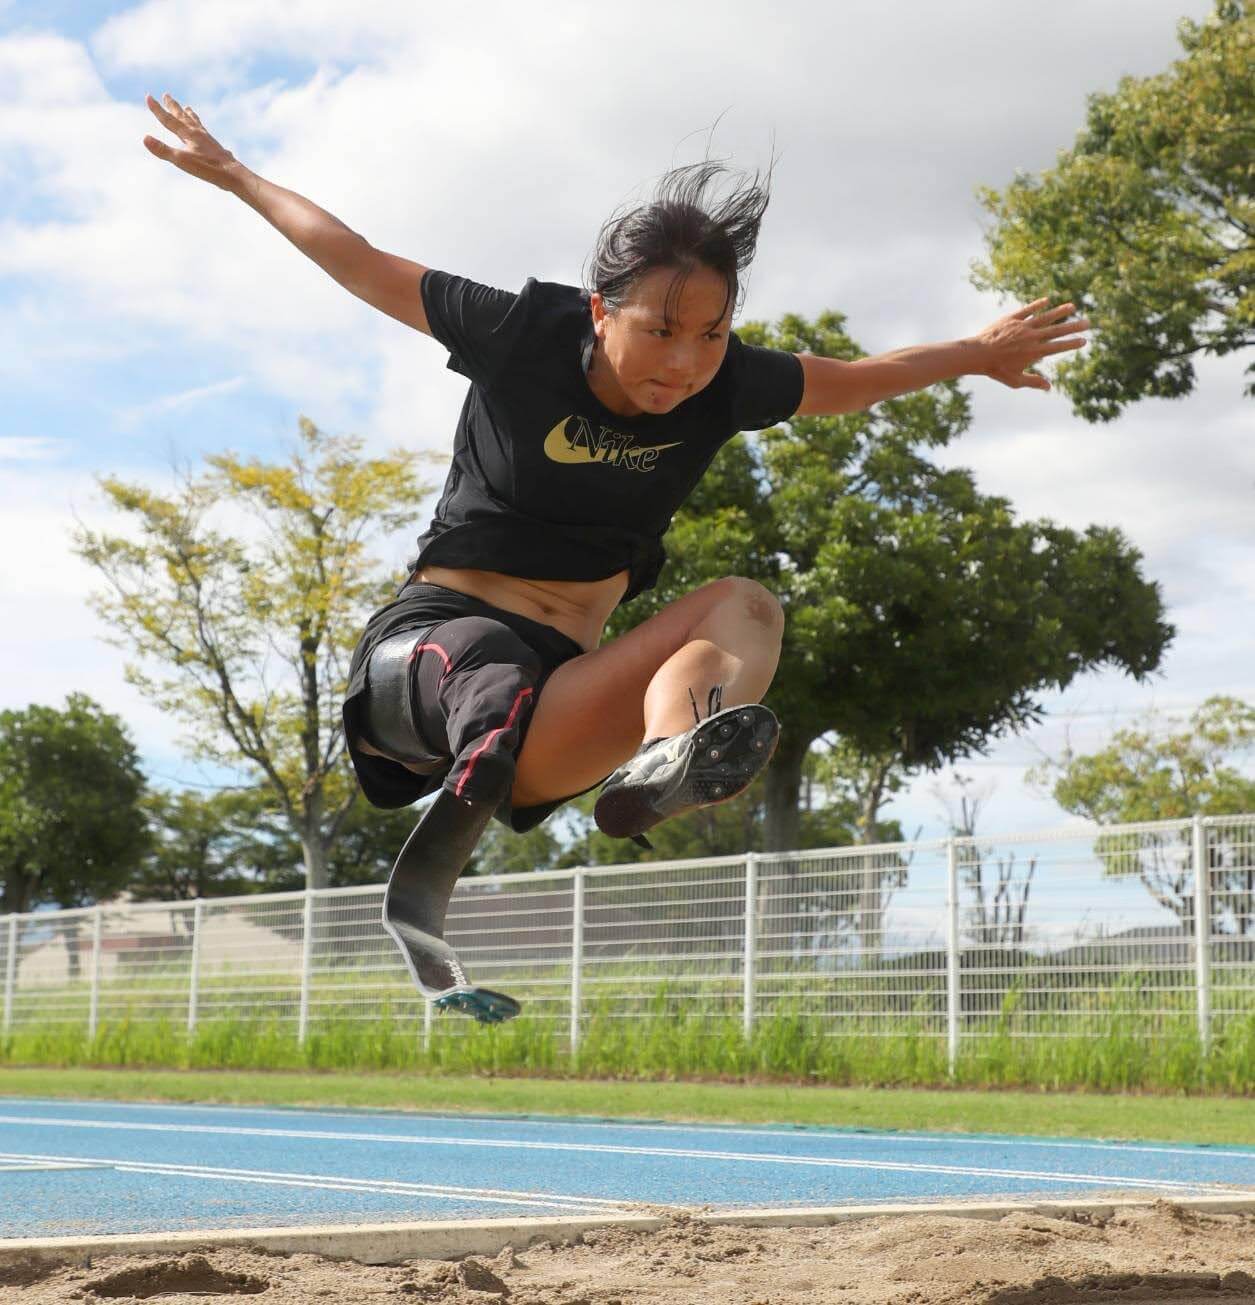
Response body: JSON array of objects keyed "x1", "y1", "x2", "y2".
[{"x1": 413, "y1": 565, "x2": 630, "y2": 654}]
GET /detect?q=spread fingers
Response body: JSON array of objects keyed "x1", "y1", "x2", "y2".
[
  {"x1": 1042, "y1": 335, "x2": 1087, "y2": 355},
  {"x1": 145, "y1": 92, "x2": 191, "y2": 138}
]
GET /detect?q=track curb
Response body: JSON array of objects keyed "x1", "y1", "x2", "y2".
[{"x1": 2, "y1": 1194, "x2": 1253, "y2": 1268}]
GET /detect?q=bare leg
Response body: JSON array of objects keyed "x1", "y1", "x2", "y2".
[{"x1": 511, "y1": 576, "x2": 784, "y2": 809}]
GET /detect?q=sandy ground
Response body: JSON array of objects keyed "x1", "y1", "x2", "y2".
[{"x1": 3, "y1": 1204, "x2": 1255, "y2": 1304}]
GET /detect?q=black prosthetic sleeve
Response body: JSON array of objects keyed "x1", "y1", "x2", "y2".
[{"x1": 411, "y1": 616, "x2": 545, "y2": 807}]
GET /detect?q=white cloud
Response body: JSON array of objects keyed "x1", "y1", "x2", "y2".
[
  {"x1": 0, "y1": 436, "x2": 65, "y2": 461},
  {"x1": 114, "y1": 375, "x2": 246, "y2": 427},
  {"x1": 92, "y1": 0, "x2": 410, "y2": 77},
  {"x1": 0, "y1": 31, "x2": 108, "y2": 108}
]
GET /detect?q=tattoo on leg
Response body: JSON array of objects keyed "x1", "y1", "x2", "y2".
[{"x1": 688, "y1": 687, "x2": 702, "y2": 727}]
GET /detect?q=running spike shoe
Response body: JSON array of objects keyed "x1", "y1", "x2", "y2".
[{"x1": 593, "y1": 703, "x2": 779, "y2": 839}]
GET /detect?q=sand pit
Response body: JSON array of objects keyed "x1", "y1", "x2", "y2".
[{"x1": 4, "y1": 1203, "x2": 1254, "y2": 1303}]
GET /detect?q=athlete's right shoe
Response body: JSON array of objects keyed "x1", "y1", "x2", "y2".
[{"x1": 593, "y1": 704, "x2": 779, "y2": 839}]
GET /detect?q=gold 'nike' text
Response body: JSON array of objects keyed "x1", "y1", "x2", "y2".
[{"x1": 544, "y1": 416, "x2": 681, "y2": 473}]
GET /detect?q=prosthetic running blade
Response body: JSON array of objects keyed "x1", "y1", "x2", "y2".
[{"x1": 382, "y1": 789, "x2": 521, "y2": 1025}]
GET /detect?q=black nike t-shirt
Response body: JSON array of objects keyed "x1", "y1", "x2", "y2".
[
  {"x1": 408, "y1": 270, "x2": 804, "y2": 602},
  {"x1": 342, "y1": 270, "x2": 803, "y2": 808}
]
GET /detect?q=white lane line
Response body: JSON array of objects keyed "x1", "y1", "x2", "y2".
[
  {"x1": 0, "y1": 1160, "x2": 102, "y2": 1172},
  {"x1": 0, "y1": 1151, "x2": 629, "y2": 1213},
  {"x1": 10, "y1": 1099, "x2": 1254, "y2": 1163},
  {"x1": 0, "y1": 1116, "x2": 1239, "y2": 1195}
]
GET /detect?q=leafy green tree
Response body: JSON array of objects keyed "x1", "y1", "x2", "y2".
[
  {"x1": 132, "y1": 788, "x2": 266, "y2": 902},
  {"x1": 136, "y1": 784, "x2": 426, "y2": 897},
  {"x1": 973, "y1": 1, "x2": 1254, "y2": 420},
  {"x1": 0, "y1": 695, "x2": 148, "y2": 915},
  {"x1": 74, "y1": 418, "x2": 433, "y2": 890},
  {"x1": 1045, "y1": 696, "x2": 1255, "y2": 823},
  {"x1": 1036, "y1": 695, "x2": 1255, "y2": 934},
  {"x1": 614, "y1": 311, "x2": 1174, "y2": 854}
]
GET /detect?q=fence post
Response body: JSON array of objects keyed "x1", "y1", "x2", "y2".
[
  {"x1": 3, "y1": 916, "x2": 16, "y2": 1034},
  {"x1": 298, "y1": 890, "x2": 314, "y2": 1045},
  {"x1": 945, "y1": 839, "x2": 960, "y2": 1077},
  {"x1": 1193, "y1": 814, "x2": 1211, "y2": 1055},
  {"x1": 743, "y1": 852, "x2": 759, "y2": 1041},
  {"x1": 569, "y1": 869, "x2": 585, "y2": 1055},
  {"x1": 187, "y1": 898, "x2": 204, "y2": 1035},
  {"x1": 88, "y1": 906, "x2": 103, "y2": 1041}
]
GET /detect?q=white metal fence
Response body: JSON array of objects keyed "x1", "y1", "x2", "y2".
[{"x1": 2, "y1": 813, "x2": 1253, "y2": 1072}]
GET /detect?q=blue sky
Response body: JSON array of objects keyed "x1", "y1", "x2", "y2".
[{"x1": 1, "y1": 0, "x2": 1251, "y2": 839}]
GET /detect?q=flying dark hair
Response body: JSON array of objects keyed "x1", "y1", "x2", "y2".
[{"x1": 584, "y1": 159, "x2": 774, "y2": 323}]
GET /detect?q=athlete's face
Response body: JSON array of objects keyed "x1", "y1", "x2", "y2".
[{"x1": 589, "y1": 263, "x2": 733, "y2": 417}]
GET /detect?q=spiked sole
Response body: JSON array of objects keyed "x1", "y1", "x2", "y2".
[{"x1": 594, "y1": 704, "x2": 779, "y2": 838}]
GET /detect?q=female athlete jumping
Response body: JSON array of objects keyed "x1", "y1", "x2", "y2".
[{"x1": 143, "y1": 94, "x2": 1088, "y2": 1021}]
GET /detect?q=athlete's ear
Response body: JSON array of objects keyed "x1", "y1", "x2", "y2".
[{"x1": 589, "y1": 291, "x2": 608, "y2": 339}]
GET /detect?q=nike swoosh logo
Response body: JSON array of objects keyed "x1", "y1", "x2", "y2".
[{"x1": 544, "y1": 417, "x2": 682, "y2": 466}]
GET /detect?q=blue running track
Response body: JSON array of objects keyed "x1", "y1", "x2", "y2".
[{"x1": 2, "y1": 1098, "x2": 1253, "y2": 1239}]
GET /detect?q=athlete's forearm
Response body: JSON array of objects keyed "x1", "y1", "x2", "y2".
[
  {"x1": 856, "y1": 338, "x2": 991, "y2": 396},
  {"x1": 795, "y1": 339, "x2": 993, "y2": 415},
  {"x1": 227, "y1": 162, "x2": 373, "y2": 286}
]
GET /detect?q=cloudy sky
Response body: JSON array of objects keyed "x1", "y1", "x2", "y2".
[{"x1": 1, "y1": 0, "x2": 1250, "y2": 842}]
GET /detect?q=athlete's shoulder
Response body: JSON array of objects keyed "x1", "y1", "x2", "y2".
[
  {"x1": 520, "y1": 278, "x2": 588, "y2": 316},
  {"x1": 506, "y1": 279, "x2": 588, "y2": 359}
]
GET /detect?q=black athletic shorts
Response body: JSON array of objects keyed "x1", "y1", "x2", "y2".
[{"x1": 343, "y1": 581, "x2": 597, "y2": 832}]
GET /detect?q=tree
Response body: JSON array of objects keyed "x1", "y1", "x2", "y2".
[
  {"x1": 74, "y1": 418, "x2": 433, "y2": 890},
  {"x1": 973, "y1": 1, "x2": 1254, "y2": 421},
  {"x1": 133, "y1": 779, "x2": 431, "y2": 905},
  {"x1": 0, "y1": 695, "x2": 149, "y2": 915},
  {"x1": 1035, "y1": 695, "x2": 1255, "y2": 934},
  {"x1": 612, "y1": 310, "x2": 1175, "y2": 854},
  {"x1": 934, "y1": 773, "x2": 1037, "y2": 949},
  {"x1": 132, "y1": 788, "x2": 267, "y2": 902}
]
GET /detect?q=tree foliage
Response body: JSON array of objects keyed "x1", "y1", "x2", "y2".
[
  {"x1": 1037, "y1": 695, "x2": 1255, "y2": 934},
  {"x1": 73, "y1": 418, "x2": 433, "y2": 889},
  {"x1": 973, "y1": 1, "x2": 1254, "y2": 420},
  {"x1": 134, "y1": 784, "x2": 427, "y2": 898},
  {"x1": 1044, "y1": 695, "x2": 1255, "y2": 823},
  {"x1": 0, "y1": 695, "x2": 148, "y2": 914}
]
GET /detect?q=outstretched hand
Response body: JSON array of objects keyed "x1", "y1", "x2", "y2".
[
  {"x1": 142, "y1": 93, "x2": 242, "y2": 192},
  {"x1": 973, "y1": 298, "x2": 1090, "y2": 392}
]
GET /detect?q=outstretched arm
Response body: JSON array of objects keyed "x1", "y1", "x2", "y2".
[
  {"x1": 793, "y1": 299, "x2": 1089, "y2": 416},
  {"x1": 142, "y1": 93, "x2": 432, "y2": 334}
]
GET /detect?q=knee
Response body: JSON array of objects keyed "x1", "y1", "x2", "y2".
[{"x1": 707, "y1": 576, "x2": 785, "y2": 640}]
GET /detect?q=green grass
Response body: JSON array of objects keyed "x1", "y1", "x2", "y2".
[
  {"x1": 1, "y1": 1065, "x2": 1252, "y2": 1147},
  {"x1": 4, "y1": 1002, "x2": 1255, "y2": 1093},
  {"x1": 6, "y1": 967, "x2": 1254, "y2": 1093}
]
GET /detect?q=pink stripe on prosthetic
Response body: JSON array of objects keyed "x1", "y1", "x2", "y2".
[
  {"x1": 454, "y1": 686, "x2": 534, "y2": 799},
  {"x1": 410, "y1": 642, "x2": 453, "y2": 678}
]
